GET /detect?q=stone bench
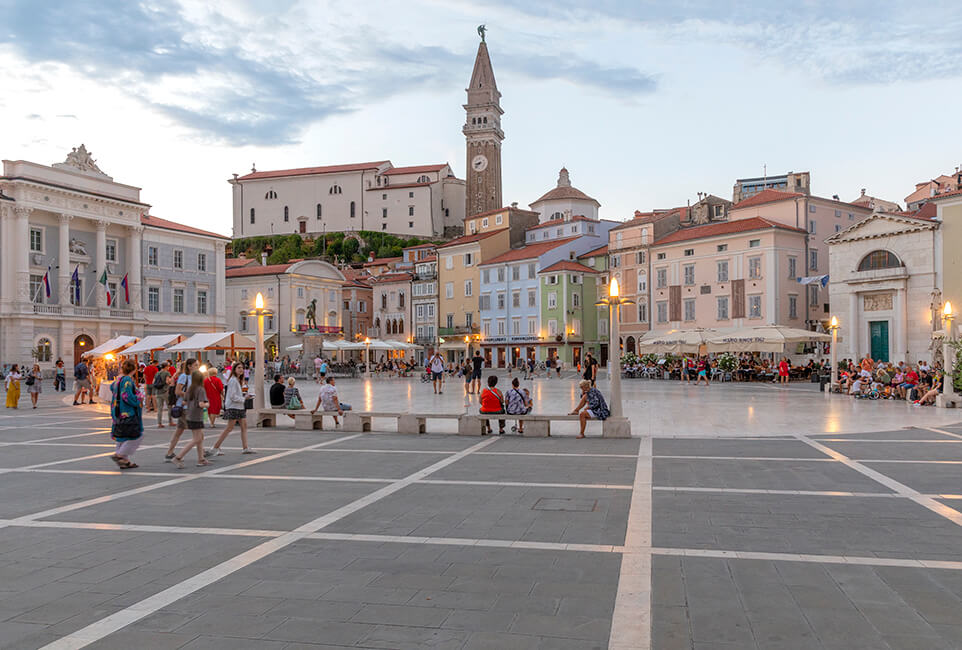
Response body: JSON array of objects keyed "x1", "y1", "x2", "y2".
[
  {"x1": 342, "y1": 412, "x2": 406, "y2": 433},
  {"x1": 458, "y1": 413, "x2": 630, "y2": 438},
  {"x1": 398, "y1": 413, "x2": 464, "y2": 435}
]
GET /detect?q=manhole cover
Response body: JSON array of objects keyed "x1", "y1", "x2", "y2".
[{"x1": 533, "y1": 498, "x2": 598, "y2": 512}]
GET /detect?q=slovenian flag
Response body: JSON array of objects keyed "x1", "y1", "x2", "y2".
[
  {"x1": 121, "y1": 274, "x2": 129, "y2": 303},
  {"x1": 71, "y1": 266, "x2": 80, "y2": 303},
  {"x1": 42, "y1": 266, "x2": 51, "y2": 298}
]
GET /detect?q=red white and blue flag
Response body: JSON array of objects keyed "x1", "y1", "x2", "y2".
[
  {"x1": 42, "y1": 266, "x2": 51, "y2": 298},
  {"x1": 121, "y1": 274, "x2": 129, "y2": 303}
]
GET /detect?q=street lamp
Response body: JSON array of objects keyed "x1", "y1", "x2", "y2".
[
  {"x1": 829, "y1": 315, "x2": 839, "y2": 393},
  {"x1": 596, "y1": 277, "x2": 634, "y2": 436},
  {"x1": 251, "y1": 292, "x2": 270, "y2": 412},
  {"x1": 464, "y1": 335, "x2": 470, "y2": 363},
  {"x1": 364, "y1": 337, "x2": 372, "y2": 379},
  {"x1": 943, "y1": 302, "x2": 955, "y2": 403}
]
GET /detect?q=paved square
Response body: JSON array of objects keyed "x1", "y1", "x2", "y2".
[{"x1": 2, "y1": 382, "x2": 962, "y2": 649}]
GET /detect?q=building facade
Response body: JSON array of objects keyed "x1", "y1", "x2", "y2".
[
  {"x1": 372, "y1": 272, "x2": 412, "y2": 344},
  {"x1": 463, "y1": 37, "x2": 503, "y2": 217},
  {"x1": 0, "y1": 148, "x2": 227, "y2": 367},
  {"x1": 412, "y1": 255, "x2": 438, "y2": 355},
  {"x1": 528, "y1": 168, "x2": 600, "y2": 223},
  {"x1": 733, "y1": 171, "x2": 810, "y2": 203},
  {"x1": 225, "y1": 260, "x2": 345, "y2": 358},
  {"x1": 229, "y1": 161, "x2": 464, "y2": 239},
  {"x1": 340, "y1": 267, "x2": 373, "y2": 345},
  {"x1": 827, "y1": 212, "x2": 941, "y2": 364},
  {"x1": 538, "y1": 260, "x2": 603, "y2": 369}
]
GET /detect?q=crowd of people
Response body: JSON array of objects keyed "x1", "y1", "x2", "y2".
[
  {"x1": 622, "y1": 353, "x2": 828, "y2": 384},
  {"x1": 837, "y1": 355, "x2": 945, "y2": 405}
]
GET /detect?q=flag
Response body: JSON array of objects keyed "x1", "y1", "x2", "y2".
[
  {"x1": 98, "y1": 269, "x2": 108, "y2": 287},
  {"x1": 42, "y1": 267, "x2": 51, "y2": 298},
  {"x1": 106, "y1": 288, "x2": 113, "y2": 306},
  {"x1": 121, "y1": 274, "x2": 129, "y2": 303},
  {"x1": 71, "y1": 266, "x2": 80, "y2": 303}
]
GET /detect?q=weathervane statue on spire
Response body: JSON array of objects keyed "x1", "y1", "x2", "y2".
[{"x1": 477, "y1": 24, "x2": 486, "y2": 42}]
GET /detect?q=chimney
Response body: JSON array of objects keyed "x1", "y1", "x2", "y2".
[
  {"x1": 510, "y1": 202, "x2": 518, "y2": 208},
  {"x1": 860, "y1": 188, "x2": 866, "y2": 196},
  {"x1": 260, "y1": 251, "x2": 268, "y2": 266}
]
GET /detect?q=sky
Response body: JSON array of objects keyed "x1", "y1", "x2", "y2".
[{"x1": 1, "y1": 0, "x2": 961, "y2": 236}]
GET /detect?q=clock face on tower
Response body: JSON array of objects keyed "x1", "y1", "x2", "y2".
[{"x1": 472, "y1": 154, "x2": 489, "y2": 172}]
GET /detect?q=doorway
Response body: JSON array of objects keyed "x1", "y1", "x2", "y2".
[
  {"x1": 73, "y1": 334, "x2": 94, "y2": 362},
  {"x1": 600, "y1": 343, "x2": 609, "y2": 367},
  {"x1": 299, "y1": 221, "x2": 306, "y2": 234},
  {"x1": 497, "y1": 347, "x2": 506, "y2": 368},
  {"x1": 572, "y1": 346, "x2": 582, "y2": 369},
  {"x1": 869, "y1": 321, "x2": 889, "y2": 362}
]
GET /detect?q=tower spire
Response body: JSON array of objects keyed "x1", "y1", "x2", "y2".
[{"x1": 463, "y1": 31, "x2": 504, "y2": 218}]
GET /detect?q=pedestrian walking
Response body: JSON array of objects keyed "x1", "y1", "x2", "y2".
[
  {"x1": 206, "y1": 364, "x2": 254, "y2": 457},
  {"x1": 172, "y1": 371, "x2": 210, "y2": 468},
  {"x1": 152, "y1": 361, "x2": 171, "y2": 427},
  {"x1": 471, "y1": 350, "x2": 484, "y2": 394},
  {"x1": 164, "y1": 358, "x2": 198, "y2": 461},
  {"x1": 54, "y1": 358, "x2": 66, "y2": 392},
  {"x1": 203, "y1": 367, "x2": 224, "y2": 428},
  {"x1": 429, "y1": 350, "x2": 445, "y2": 394},
  {"x1": 27, "y1": 363, "x2": 42, "y2": 408},
  {"x1": 5, "y1": 364, "x2": 22, "y2": 409},
  {"x1": 73, "y1": 358, "x2": 92, "y2": 405},
  {"x1": 110, "y1": 359, "x2": 143, "y2": 469},
  {"x1": 143, "y1": 359, "x2": 159, "y2": 411}
]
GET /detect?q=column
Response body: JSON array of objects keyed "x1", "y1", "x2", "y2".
[
  {"x1": 95, "y1": 219, "x2": 107, "y2": 307},
  {"x1": 848, "y1": 291, "x2": 859, "y2": 358},
  {"x1": 58, "y1": 214, "x2": 73, "y2": 306},
  {"x1": 215, "y1": 241, "x2": 226, "y2": 324},
  {"x1": 0, "y1": 205, "x2": 12, "y2": 304},
  {"x1": 128, "y1": 224, "x2": 143, "y2": 312},
  {"x1": 896, "y1": 287, "x2": 908, "y2": 363},
  {"x1": 14, "y1": 206, "x2": 32, "y2": 304}
]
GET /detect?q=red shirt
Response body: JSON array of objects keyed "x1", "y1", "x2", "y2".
[
  {"x1": 143, "y1": 364, "x2": 159, "y2": 384},
  {"x1": 905, "y1": 371, "x2": 919, "y2": 385},
  {"x1": 479, "y1": 387, "x2": 504, "y2": 413}
]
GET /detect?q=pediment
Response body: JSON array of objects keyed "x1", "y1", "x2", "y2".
[{"x1": 827, "y1": 213, "x2": 937, "y2": 244}]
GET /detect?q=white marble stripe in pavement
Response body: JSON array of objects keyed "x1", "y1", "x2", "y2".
[
  {"x1": 0, "y1": 431, "x2": 111, "y2": 447},
  {"x1": 39, "y1": 435, "x2": 500, "y2": 650},
  {"x1": 2, "y1": 519, "x2": 287, "y2": 538},
  {"x1": 608, "y1": 435, "x2": 652, "y2": 650},
  {"x1": 420, "y1": 478, "x2": 633, "y2": 490},
  {"x1": 653, "y1": 486, "x2": 900, "y2": 498},
  {"x1": 795, "y1": 434, "x2": 962, "y2": 528},
  {"x1": 476, "y1": 451, "x2": 640, "y2": 458},
  {"x1": 814, "y1": 438, "x2": 962, "y2": 443},
  {"x1": 654, "y1": 455, "x2": 838, "y2": 462},
  {"x1": 654, "y1": 547, "x2": 962, "y2": 570},
  {"x1": 920, "y1": 426, "x2": 962, "y2": 440},
  {"x1": 2, "y1": 434, "x2": 363, "y2": 531}
]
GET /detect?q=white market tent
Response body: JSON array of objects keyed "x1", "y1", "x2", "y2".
[
  {"x1": 705, "y1": 326, "x2": 831, "y2": 353},
  {"x1": 636, "y1": 329, "x2": 722, "y2": 354},
  {"x1": 121, "y1": 334, "x2": 185, "y2": 356},
  {"x1": 166, "y1": 331, "x2": 257, "y2": 353},
  {"x1": 85, "y1": 335, "x2": 139, "y2": 358},
  {"x1": 285, "y1": 344, "x2": 304, "y2": 352}
]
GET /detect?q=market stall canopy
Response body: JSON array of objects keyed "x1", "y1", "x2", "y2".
[
  {"x1": 121, "y1": 334, "x2": 184, "y2": 356},
  {"x1": 165, "y1": 331, "x2": 257, "y2": 353},
  {"x1": 85, "y1": 335, "x2": 139, "y2": 358},
  {"x1": 285, "y1": 344, "x2": 303, "y2": 352},
  {"x1": 321, "y1": 340, "x2": 353, "y2": 350},
  {"x1": 636, "y1": 328, "x2": 722, "y2": 354},
  {"x1": 706, "y1": 326, "x2": 831, "y2": 353},
  {"x1": 439, "y1": 340, "x2": 467, "y2": 350}
]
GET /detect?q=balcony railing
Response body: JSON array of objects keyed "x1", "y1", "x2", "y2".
[
  {"x1": 32, "y1": 304, "x2": 62, "y2": 315},
  {"x1": 74, "y1": 307, "x2": 101, "y2": 317},
  {"x1": 438, "y1": 325, "x2": 479, "y2": 336}
]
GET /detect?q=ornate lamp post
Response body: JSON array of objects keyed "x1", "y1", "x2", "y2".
[
  {"x1": 596, "y1": 278, "x2": 633, "y2": 437},
  {"x1": 364, "y1": 337, "x2": 372, "y2": 379},
  {"x1": 942, "y1": 302, "x2": 956, "y2": 405},
  {"x1": 464, "y1": 335, "x2": 470, "y2": 363},
  {"x1": 251, "y1": 292, "x2": 270, "y2": 412},
  {"x1": 829, "y1": 315, "x2": 839, "y2": 393}
]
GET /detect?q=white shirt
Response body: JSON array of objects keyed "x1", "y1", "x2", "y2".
[
  {"x1": 319, "y1": 384, "x2": 339, "y2": 411},
  {"x1": 430, "y1": 355, "x2": 444, "y2": 373}
]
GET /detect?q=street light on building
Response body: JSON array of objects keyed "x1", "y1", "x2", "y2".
[
  {"x1": 596, "y1": 277, "x2": 633, "y2": 436},
  {"x1": 943, "y1": 302, "x2": 955, "y2": 404},
  {"x1": 829, "y1": 315, "x2": 839, "y2": 392},
  {"x1": 251, "y1": 291, "x2": 270, "y2": 412},
  {"x1": 364, "y1": 337, "x2": 372, "y2": 379}
]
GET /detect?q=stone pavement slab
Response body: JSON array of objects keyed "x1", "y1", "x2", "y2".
[
  {"x1": 655, "y1": 457, "x2": 893, "y2": 492},
  {"x1": 430, "y1": 453, "x2": 637, "y2": 485},
  {"x1": 654, "y1": 438, "x2": 826, "y2": 458},
  {"x1": 819, "y1": 440, "x2": 962, "y2": 461}
]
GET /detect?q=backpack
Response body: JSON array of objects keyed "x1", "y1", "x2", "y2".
[{"x1": 152, "y1": 371, "x2": 166, "y2": 390}]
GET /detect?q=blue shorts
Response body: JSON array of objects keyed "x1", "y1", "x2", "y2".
[{"x1": 432, "y1": 372, "x2": 443, "y2": 380}]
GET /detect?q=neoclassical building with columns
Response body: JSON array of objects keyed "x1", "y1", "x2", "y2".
[{"x1": 0, "y1": 147, "x2": 227, "y2": 368}]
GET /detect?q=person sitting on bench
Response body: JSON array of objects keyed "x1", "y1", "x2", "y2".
[
  {"x1": 570, "y1": 379, "x2": 610, "y2": 439},
  {"x1": 311, "y1": 376, "x2": 351, "y2": 427},
  {"x1": 479, "y1": 375, "x2": 506, "y2": 436}
]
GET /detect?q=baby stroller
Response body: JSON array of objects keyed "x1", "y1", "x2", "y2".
[{"x1": 420, "y1": 369, "x2": 432, "y2": 383}]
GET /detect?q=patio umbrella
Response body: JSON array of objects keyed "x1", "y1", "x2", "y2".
[
  {"x1": 706, "y1": 325, "x2": 831, "y2": 353},
  {"x1": 636, "y1": 329, "x2": 720, "y2": 354}
]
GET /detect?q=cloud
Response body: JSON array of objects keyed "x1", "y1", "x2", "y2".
[{"x1": 0, "y1": 0, "x2": 658, "y2": 146}]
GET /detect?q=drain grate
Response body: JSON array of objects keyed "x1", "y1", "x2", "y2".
[{"x1": 533, "y1": 497, "x2": 598, "y2": 512}]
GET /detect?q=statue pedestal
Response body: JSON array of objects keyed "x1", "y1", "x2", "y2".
[{"x1": 302, "y1": 331, "x2": 324, "y2": 359}]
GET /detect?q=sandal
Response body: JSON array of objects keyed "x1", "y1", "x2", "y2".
[
  {"x1": 174, "y1": 457, "x2": 185, "y2": 469},
  {"x1": 118, "y1": 460, "x2": 138, "y2": 469},
  {"x1": 109, "y1": 455, "x2": 123, "y2": 468},
  {"x1": 196, "y1": 460, "x2": 211, "y2": 467}
]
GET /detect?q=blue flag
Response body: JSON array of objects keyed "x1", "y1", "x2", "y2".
[{"x1": 71, "y1": 266, "x2": 80, "y2": 303}]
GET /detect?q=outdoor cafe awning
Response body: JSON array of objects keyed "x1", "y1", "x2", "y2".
[
  {"x1": 705, "y1": 326, "x2": 831, "y2": 353},
  {"x1": 636, "y1": 328, "x2": 723, "y2": 354},
  {"x1": 121, "y1": 334, "x2": 184, "y2": 356},
  {"x1": 165, "y1": 331, "x2": 257, "y2": 353},
  {"x1": 85, "y1": 335, "x2": 139, "y2": 358}
]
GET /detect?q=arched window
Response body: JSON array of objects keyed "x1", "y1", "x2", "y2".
[
  {"x1": 398, "y1": 318, "x2": 404, "y2": 334},
  {"x1": 316, "y1": 203, "x2": 322, "y2": 219},
  {"x1": 36, "y1": 337, "x2": 52, "y2": 362},
  {"x1": 626, "y1": 336, "x2": 636, "y2": 354},
  {"x1": 283, "y1": 206, "x2": 289, "y2": 222},
  {"x1": 250, "y1": 208, "x2": 255, "y2": 224},
  {"x1": 264, "y1": 190, "x2": 277, "y2": 200},
  {"x1": 551, "y1": 211, "x2": 563, "y2": 221},
  {"x1": 350, "y1": 201, "x2": 356, "y2": 218},
  {"x1": 375, "y1": 317, "x2": 381, "y2": 329},
  {"x1": 857, "y1": 250, "x2": 902, "y2": 271},
  {"x1": 483, "y1": 116, "x2": 487, "y2": 123},
  {"x1": 417, "y1": 175, "x2": 430, "y2": 183},
  {"x1": 329, "y1": 184, "x2": 342, "y2": 195}
]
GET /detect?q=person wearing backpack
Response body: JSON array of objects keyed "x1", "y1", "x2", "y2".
[
  {"x1": 143, "y1": 360, "x2": 159, "y2": 412},
  {"x1": 505, "y1": 377, "x2": 532, "y2": 434},
  {"x1": 73, "y1": 358, "x2": 91, "y2": 405},
  {"x1": 152, "y1": 362, "x2": 171, "y2": 427},
  {"x1": 164, "y1": 358, "x2": 198, "y2": 460}
]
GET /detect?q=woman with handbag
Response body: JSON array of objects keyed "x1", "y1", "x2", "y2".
[
  {"x1": 5, "y1": 364, "x2": 22, "y2": 409},
  {"x1": 283, "y1": 377, "x2": 303, "y2": 420},
  {"x1": 205, "y1": 364, "x2": 255, "y2": 458},
  {"x1": 27, "y1": 363, "x2": 42, "y2": 408},
  {"x1": 173, "y1": 371, "x2": 211, "y2": 468},
  {"x1": 110, "y1": 360, "x2": 143, "y2": 469}
]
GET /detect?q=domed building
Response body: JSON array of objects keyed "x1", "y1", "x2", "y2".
[{"x1": 529, "y1": 168, "x2": 600, "y2": 223}]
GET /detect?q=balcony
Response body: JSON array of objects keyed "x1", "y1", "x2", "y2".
[
  {"x1": 438, "y1": 325, "x2": 479, "y2": 337},
  {"x1": 32, "y1": 304, "x2": 62, "y2": 315}
]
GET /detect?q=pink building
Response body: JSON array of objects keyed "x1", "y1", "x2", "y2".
[{"x1": 645, "y1": 218, "x2": 807, "y2": 340}]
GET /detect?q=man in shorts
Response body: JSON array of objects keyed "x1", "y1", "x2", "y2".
[
  {"x1": 471, "y1": 351, "x2": 484, "y2": 394},
  {"x1": 143, "y1": 360, "x2": 159, "y2": 411},
  {"x1": 428, "y1": 351, "x2": 445, "y2": 394},
  {"x1": 313, "y1": 355, "x2": 322, "y2": 382},
  {"x1": 73, "y1": 358, "x2": 92, "y2": 405}
]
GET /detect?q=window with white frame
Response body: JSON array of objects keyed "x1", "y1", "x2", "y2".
[
  {"x1": 297, "y1": 287, "x2": 304, "y2": 298},
  {"x1": 29, "y1": 228, "x2": 43, "y2": 252},
  {"x1": 809, "y1": 249, "x2": 818, "y2": 271},
  {"x1": 547, "y1": 292, "x2": 557, "y2": 309},
  {"x1": 656, "y1": 267, "x2": 667, "y2": 289},
  {"x1": 527, "y1": 263, "x2": 536, "y2": 279},
  {"x1": 69, "y1": 276, "x2": 83, "y2": 306},
  {"x1": 416, "y1": 304, "x2": 424, "y2": 319},
  {"x1": 717, "y1": 244, "x2": 727, "y2": 252},
  {"x1": 808, "y1": 284, "x2": 819, "y2": 307},
  {"x1": 717, "y1": 260, "x2": 729, "y2": 282},
  {"x1": 637, "y1": 274, "x2": 647, "y2": 292},
  {"x1": 528, "y1": 289, "x2": 536, "y2": 307},
  {"x1": 197, "y1": 253, "x2": 207, "y2": 272},
  {"x1": 611, "y1": 255, "x2": 620, "y2": 268},
  {"x1": 788, "y1": 256, "x2": 797, "y2": 279},
  {"x1": 636, "y1": 251, "x2": 646, "y2": 264},
  {"x1": 548, "y1": 319, "x2": 558, "y2": 336},
  {"x1": 173, "y1": 250, "x2": 183, "y2": 269},
  {"x1": 105, "y1": 238, "x2": 117, "y2": 262},
  {"x1": 512, "y1": 266, "x2": 520, "y2": 281},
  {"x1": 749, "y1": 295, "x2": 762, "y2": 318},
  {"x1": 29, "y1": 274, "x2": 44, "y2": 303},
  {"x1": 497, "y1": 292, "x2": 505, "y2": 309},
  {"x1": 497, "y1": 267, "x2": 505, "y2": 282},
  {"x1": 481, "y1": 218, "x2": 489, "y2": 228},
  {"x1": 173, "y1": 288, "x2": 184, "y2": 313},
  {"x1": 638, "y1": 302, "x2": 648, "y2": 322},
  {"x1": 749, "y1": 239, "x2": 760, "y2": 248},
  {"x1": 197, "y1": 290, "x2": 208, "y2": 314},
  {"x1": 239, "y1": 313, "x2": 248, "y2": 331},
  {"x1": 464, "y1": 252, "x2": 473, "y2": 266},
  {"x1": 789, "y1": 294, "x2": 798, "y2": 319},
  {"x1": 148, "y1": 246, "x2": 158, "y2": 266},
  {"x1": 445, "y1": 282, "x2": 453, "y2": 299},
  {"x1": 445, "y1": 255, "x2": 454, "y2": 270},
  {"x1": 717, "y1": 296, "x2": 729, "y2": 320},
  {"x1": 479, "y1": 294, "x2": 491, "y2": 310},
  {"x1": 683, "y1": 298, "x2": 695, "y2": 321},
  {"x1": 748, "y1": 256, "x2": 762, "y2": 279},
  {"x1": 482, "y1": 320, "x2": 491, "y2": 336},
  {"x1": 656, "y1": 301, "x2": 668, "y2": 323},
  {"x1": 512, "y1": 291, "x2": 520, "y2": 308},
  {"x1": 683, "y1": 264, "x2": 695, "y2": 285},
  {"x1": 808, "y1": 220, "x2": 816, "y2": 234},
  {"x1": 572, "y1": 292, "x2": 580, "y2": 307},
  {"x1": 497, "y1": 319, "x2": 505, "y2": 335},
  {"x1": 495, "y1": 214, "x2": 503, "y2": 225},
  {"x1": 482, "y1": 269, "x2": 490, "y2": 283},
  {"x1": 528, "y1": 317, "x2": 537, "y2": 334},
  {"x1": 599, "y1": 317, "x2": 609, "y2": 336},
  {"x1": 512, "y1": 318, "x2": 520, "y2": 335},
  {"x1": 147, "y1": 286, "x2": 160, "y2": 312},
  {"x1": 464, "y1": 279, "x2": 473, "y2": 297}
]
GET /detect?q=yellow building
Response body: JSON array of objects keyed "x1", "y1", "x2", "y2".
[
  {"x1": 464, "y1": 205, "x2": 539, "y2": 240},
  {"x1": 931, "y1": 188, "x2": 962, "y2": 318}
]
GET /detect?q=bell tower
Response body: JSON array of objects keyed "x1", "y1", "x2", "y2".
[{"x1": 463, "y1": 28, "x2": 503, "y2": 217}]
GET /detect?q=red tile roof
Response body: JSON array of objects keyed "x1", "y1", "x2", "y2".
[
  {"x1": 226, "y1": 263, "x2": 294, "y2": 278},
  {"x1": 382, "y1": 164, "x2": 447, "y2": 176},
  {"x1": 237, "y1": 161, "x2": 389, "y2": 181},
  {"x1": 363, "y1": 256, "x2": 402, "y2": 267},
  {"x1": 436, "y1": 230, "x2": 504, "y2": 249},
  {"x1": 929, "y1": 187, "x2": 962, "y2": 201},
  {"x1": 366, "y1": 182, "x2": 431, "y2": 191},
  {"x1": 416, "y1": 254, "x2": 438, "y2": 263},
  {"x1": 578, "y1": 244, "x2": 608, "y2": 259},
  {"x1": 481, "y1": 237, "x2": 580, "y2": 266},
  {"x1": 609, "y1": 207, "x2": 689, "y2": 230},
  {"x1": 526, "y1": 215, "x2": 597, "y2": 231},
  {"x1": 653, "y1": 217, "x2": 806, "y2": 245},
  {"x1": 141, "y1": 214, "x2": 229, "y2": 239},
  {"x1": 539, "y1": 260, "x2": 599, "y2": 274},
  {"x1": 895, "y1": 202, "x2": 939, "y2": 220},
  {"x1": 226, "y1": 257, "x2": 258, "y2": 268},
  {"x1": 371, "y1": 272, "x2": 412, "y2": 283},
  {"x1": 732, "y1": 189, "x2": 805, "y2": 209}
]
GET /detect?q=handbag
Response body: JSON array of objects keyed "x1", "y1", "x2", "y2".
[
  {"x1": 25, "y1": 375, "x2": 35, "y2": 386},
  {"x1": 169, "y1": 403, "x2": 184, "y2": 418},
  {"x1": 287, "y1": 394, "x2": 302, "y2": 410},
  {"x1": 113, "y1": 414, "x2": 141, "y2": 438}
]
